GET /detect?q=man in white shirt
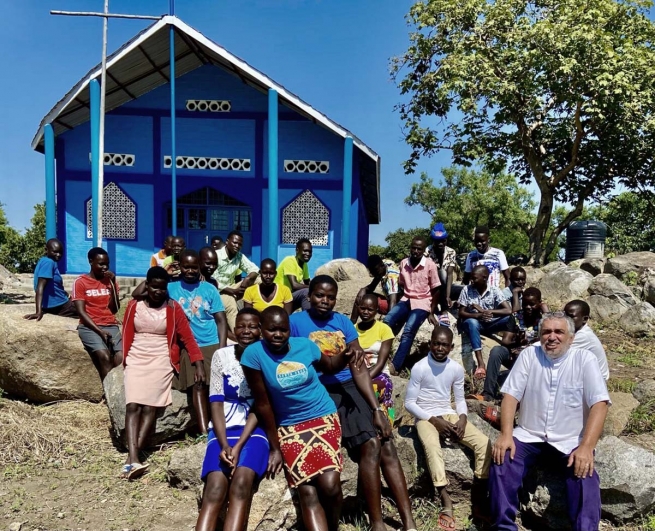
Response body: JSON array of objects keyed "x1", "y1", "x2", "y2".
[
  {"x1": 405, "y1": 327, "x2": 492, "y2": 529},
  {"x1": 564, "y1": 300, "x2": 610, "y2": 380},
  {"x1": 489, "y1": 312, "x2": 610, "y2": 531}
]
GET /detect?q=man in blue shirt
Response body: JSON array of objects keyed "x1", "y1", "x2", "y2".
[{"x1": 24, "y1": 239, "x2": 78, "y2": 321}]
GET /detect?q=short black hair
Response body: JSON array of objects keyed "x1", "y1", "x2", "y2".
[
  {"x1": 260, "y1": 258, "x2": 277, "y2": 269},
  {"x1": 360, "y1": 293, "x2": 379, "y2": 307},
  {"x1": 237, "y1": 307, "x2": 261, "y2": 319},
  {"x1": 474, "y1": 226, "x2": 490, "y2": 235},
  {"x1": 179, "y1": 248, "x2": 199, "y2": 261},
  {"x1": 432, "y1": 326, "x2": 454, "y2": 342},
  {"x1": 412, "y1": 235, "x2": 428, "y2": 246},
  {"x1": 211, "y1": 235, "x2": 223, "y2": 243},
  {"x1": 146, "y1": 266, "x2": 170, "y2": 284},
  {"x1": 261, "y1": 305, "x2": 288, "y2": 324},
  {"x1": 510, "y1": 266, "x2": 526, "y2": 277},
  {"x1": 46, "y1": 238, "x2": 62, "y2": 248},
  {"x1": 523, "y1": 287, "x2": 542, "y2": 300},
  {"x1": 87, "y1": 247, "x2": 107, "y2": 261},
  {"x1": 296, "y1": 238, "x2": 312, "y2": 248},
  {"x1": 171, "y1": 235, "x2": 185, "y2": 243},
  {"x1": 565, "y1": 299, "x2": 590, "y2": 317},
  {"x1": 366, "y1": 255, "x2": 384, "y2": 270},
  {"x1": 198, "y1": 246, "x2": 215, "y2": 256},
  {"x1": 472, "y1": 264, "x2": 489, "y2": 276},
  {"x1": 227, "y1": 230, "x2": 243, "y2": 240},
  {"x1": 309, "y1": 274, "x2": 338, "y2": 294}
]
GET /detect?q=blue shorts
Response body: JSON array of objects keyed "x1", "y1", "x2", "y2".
[{"x1": 201, "y1": 426, "x2": 269, "y2": 481}]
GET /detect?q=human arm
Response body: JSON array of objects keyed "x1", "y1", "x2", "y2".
[
  {"x1": 240, "y1": 271, "x2": 259, "y2": 289},
  {"x1": 350, "y1": 359, "x2": 392, "y2": 439},
  {"x1": 214, "y1": 312, "x2": 228, "y2": 349},
  {"x1": 428, "y1": 286, "x2": 440, "y2": 326},
  {"x1": 368, "y1": 338, "x2": 392, "y2": 379},
  {"x1": 24, "y1": 277, "x2": 50, "y2": 320},
  {"x1": 502, "y1": 269, "x2": 511, "y2": 288},
  {"x1": 283, "y1": 301, "x2": 293, "y2": 315},
  {"x1": 315, "y1": 338, "x2": 366, "y2": 374},
  {"x1": 174, "y1": 303, "x2": 206, "y2": 384},
  {"x1": 73, "y1": 300, "x2": 110, "y2": 341},
  {"x1": 511, "y1": 288, "x2": 522, "y2": 313},
  {"x1": 243, "y1": 301, "x2": 254, "y2": 308},
  {"x1": 491, "y1": 299, "x2": 512, "y2": 317},
  {"x1": 210, "y1": 401, "x2": 230, "y2": 459},
  {"x1": 445, "y1": 266, "x2": 455, "y2": 307},
  {"x1": 567, "y1": 400, "x2": 609, "y2": 478},
  {"x1": 229, "y1": 411, "x2": 260, "y2": 468},
  {"x1": 350, "y1": 286, "x2": 370, "y2": 323},
  {"x1": 492, "y1": 393, "x2": 519, "y2": 464},
  {"x1": 242, "y1": 367, "x2": 283, "y2": 479},
  {"x1": 131, "y1": 280, "x2": 148, "y2": 301},
  {"x1": 286, "y1": 274, "x2": 307, "y2": 292},
  {"x1": 106, "y1": 272, "x2": 120, "y2": 314}
]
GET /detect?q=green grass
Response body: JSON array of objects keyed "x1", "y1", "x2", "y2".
[
  {"x1": 615, "y1": 345, "x2": 647, "y2": 368},
  {"x1": 625, "y1": 400, "x2": 655, "y2": 435},
  {"x1": 607, "y1": 378, "x2": 638, "y2": 394}
]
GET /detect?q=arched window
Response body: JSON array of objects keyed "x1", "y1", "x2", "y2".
[
  {"x1": 86, "y1": 182, "x2": 136, "y2": 240},
  {"x1": 282, "y1": 190, "x2": 329, "y2": 246}
]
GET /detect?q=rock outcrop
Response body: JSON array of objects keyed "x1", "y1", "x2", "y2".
[
  {"x1": 0, "y1": 304, "x2": 103, "y2": 403},
  {"x1": 580, "y1": 258, "x2": 607, "y2": 277},
  {"x1": 618, "y1": 302, "x2": 655, "y2": 337},
  {"x1": 315, "y1": 258, "x2": 370, "y2": 283},
  {"x1": 604, "y1": 252, "x2": 655, "y2": 281},
  {"x1": 603, "y1": 392, "x2": 639, "y2": 437},
  {"x1": 535, "y1": 266, "x2": 594, "y2": 307},
  {"x1": 587, "y1": 274, "x2": 639, "y2": 322},
  {"x1": 104, "y1": 366, "x2": 195, "y2": 447}
]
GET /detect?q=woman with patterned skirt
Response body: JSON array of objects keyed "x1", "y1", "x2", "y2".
[
  {"x1": 242, "y1": 306, "x2": 358, "y2": 531},
  {"x1": 195, "y1": 308, "x2": 269, "y2": 531}
]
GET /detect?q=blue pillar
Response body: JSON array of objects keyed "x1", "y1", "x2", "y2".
[
  {"x1": 341, "y1": 136, "x2": 353, "y2": 258},
  {"x1": 44, "y1": 124, "x2": 56, "y2": 240},
  {"x1": 267, "y1": 89, "x2": 279, "y2": 260},
  {"x1": 90, "y1": 79, "x2": 101, "y2": 242},
  {"x1": 170, "y1": 23, "x2": 177, "y2": 235}
]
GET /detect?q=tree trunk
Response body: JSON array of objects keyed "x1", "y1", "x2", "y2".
[{"x1": 528, "y1": 191, "x2": 554, "y2": 266}]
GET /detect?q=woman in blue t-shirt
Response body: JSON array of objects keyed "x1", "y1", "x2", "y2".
[
  {"x1": 241, "y1": 306, "x2": 359, "y2": 531},
  {"x1": 290, "y1": 275, "x2": 417, "y2": 531}
]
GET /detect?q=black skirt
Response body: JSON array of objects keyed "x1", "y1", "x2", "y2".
[{"x1": 324, "y1": 378, "x2": 377, "y2": 449}]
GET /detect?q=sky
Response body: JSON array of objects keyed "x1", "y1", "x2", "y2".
[{"x1": 0, "y1": 0, "x2": 455, "y2": 245}]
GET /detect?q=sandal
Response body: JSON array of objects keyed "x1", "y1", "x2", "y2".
[
  {"x1": 127, "y1": 462, "x2": 149, "y2": 480},
  {"x1": 483, "y1": 404, "x2": 500, "y2": 427},
  {"x1": 438, "y1": 509, "x2": 456, "y2": 530},
  {"x1": 474, "y1": 367, "x2": 487, "y2": 380},
  {"x1": 121, "y1": 464, "x2": 133, "y2": 478},
  {"x1": 438, "y1": 314, "x2": 451, "y2": 327}
]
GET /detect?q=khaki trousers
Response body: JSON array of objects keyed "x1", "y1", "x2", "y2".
[
  {"x1": 220, "y1": 278, "x2": 260, "y2": 331},
  {"x1": 416, "y1": 414, "x2": 492, "y2": 488}
]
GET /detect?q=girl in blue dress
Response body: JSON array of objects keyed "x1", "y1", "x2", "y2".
[{"x1": 195, "y1": 308, "x2": 269, "y2": 531}]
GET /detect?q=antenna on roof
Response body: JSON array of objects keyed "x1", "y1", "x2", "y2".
[{"x1": 50, "y1": 2, "x2": 164, "y2": 247}]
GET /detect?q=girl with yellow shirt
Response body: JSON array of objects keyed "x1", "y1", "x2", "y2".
[{"x1": 243, "y1": 259, "x2": 293, "y2": 314}]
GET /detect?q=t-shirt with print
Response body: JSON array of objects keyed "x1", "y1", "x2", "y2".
[
  {"x1": 355, "y1": 321, "x2": 395, "y2": 375},
  {"x1": 241, "y1": 337, "x2": 336, "y2": 426},
  {"x1": 457, "y1": 285, "x2": 506, "y2": 312},
  {"x1": 464, "y1": 247, "x2": 509, "y2": 288},
  {"x1": 507, "y1": 312, "x2": 541, "y2": 346},
  {"x1": 167, "y1": 280, "x2": 225, "y2": 347},
  {"x1": 34, "y1": 257, "x2": 70, "y2": 309},
  {"x1": 380, "y1": 259, "x2": 400, "y2": 297},
  {"x1": 209, "y1": 345, "x2": 253, "y2": 430},
  {"x1": 425, "y1": 245, "x2": 458, "y2": 271},
  {"x1": 289, "y1": 311, "x2": 359, "y2": 384},
  {"x1": 274, "y1": 256, "x2": 310, "y2": 291},
  {"x1": 70, "y1": 275, "x2": 119, "y2": 326},
  {"x1": 243, "y1": 284, "x2": 293, "y2": 313}
]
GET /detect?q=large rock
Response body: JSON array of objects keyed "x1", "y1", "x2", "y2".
[
  {"x1": 604, "y1": 252, "x2": 655, "y2": 281},
  {"x1": 633, "y1": 379, "x2": 655, "y2": 405},
  {"x1": 587, "y1": 274, "x2": 639, "y2": 322},
  {"x1": 540, "y1": 261, "x2": 566, "y2": 274},
  {"x1": 389, "y1": 374, "x2": 410, "y2": 428},
  {"x1": 535, "y1": 267, "x2": 593, "y2": 307},
  {"x1": 618, "y1": 302, "x2": 655, "y2": 337},
  {"x1": 580, "y1": 258, "x2": 607, "y2": 277},
  {"x1": 315, "y1": 258, "x2": 370, "y2": 283},
  {"x1": 641, "y1": 268, "x2": 655, "y2": 306},
  {"x1": 603, "y1": 392, "x2": 639, "y2": 437},
  {"x1": 0, "y1": 304, "x2": 103, "y2": 403},
  {"x1": 104, "y1": 366, "x2": 196, "y2": 446},
  {"x1": 525, "y1": 267, "x2": 545, "y2": 287}
]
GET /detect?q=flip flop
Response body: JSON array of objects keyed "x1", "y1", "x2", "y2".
[
  {"x1": 127, "y1": 462, "x2": 149, "y2": 480},
  {"x1": 438, "y1": 510, "x2": 456, "y2": 530},
  {"x1": 121, "y1": 464, "x2": 133, "y2": 478}
]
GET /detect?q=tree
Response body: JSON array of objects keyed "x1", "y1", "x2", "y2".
[
  {"x1": 382, "y1": 227, "x2": 431, "y2": 263},
  {"x1": 393, "y1": 0, "x2": 655, "y2": 264},
  {"x1": 594, "y1": 192, "x2": 655, "y2": 254},
  {"x1": 0, "y1": 203, "x2": 22, "y2": 273},
  {"x1": 405, "y1": 167, "x2": 535, "y2": 256},
  {"x1": 0, "y1": 203, "x2": 46, "y2": 273}
]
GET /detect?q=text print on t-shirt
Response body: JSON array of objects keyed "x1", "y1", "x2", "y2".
[
  {"x1": 86, "y1": 288, "x2": 111, "y2": 297},
  {"x1": 308, "y1": 330, "x2": 346, "y2": 357},
  {"x1": 276, "y1": 361, "x2": 309, "y2": 389}
]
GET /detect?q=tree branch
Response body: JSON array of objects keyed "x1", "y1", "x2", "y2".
[{"x1": 552, "y1": 101, "x2": 584, "y2": 187}]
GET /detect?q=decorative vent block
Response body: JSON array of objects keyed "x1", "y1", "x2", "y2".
[
  {"x1": 86, "y1": 182, "x2": 136, "y2": 240},
  {"x1": 186, "y1": 99, "x2": 231, "y2": 112},
  {"x1": 88, "y1": 152, "x2": 136, "y2": 166},
  {"x1": 282, "y1": 190, "x2": 329, "y2": 246},
  {"x1": 164, "y1": 156, "x2": 251, "y2": 172},
  {"x1": 284, "y1": 160, "x2": 329, "y2": 174}
]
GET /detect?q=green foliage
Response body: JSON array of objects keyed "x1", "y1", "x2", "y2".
[
  {"x1": 625, "y1": 400, "x2": 655, "y2": 435},
  {"x1": 381, "y1": 227, "x2": 431, "y2": 263},
  {"x1": 393, "y1": 0, "x2": 655, "y2": 263},
  {"x1": 368, "y1": 244, "x2": 387, "y2": 257},
  {"x1": 594, "y1": 192, "x2": 655, "y2": 255},
  {"x1": 405, "y1": 167, "x2": 535, "y2": 256},
  {"x1": 0, "y1": 203, "x2": 46, "y2": 274}
]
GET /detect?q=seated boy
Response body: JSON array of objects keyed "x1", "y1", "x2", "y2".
[
  {"x1": 350, "y1": 254, "x2": 400, "y2": 322},
  {"x1": 458, "y1": 265, "x2": 512, "y2": 379},
  {"x1": 502, "y1": 267, "x2": 526, "y2": 313},
  {"x1": 462, "y1": 226, "x2": 510, "y2": 289},
  {"x1": 405, "y1": 327, "x2": 492, "y2": 530},
  {"x1": 483, "y1": 287, "x2": 544, "y2": 403}
]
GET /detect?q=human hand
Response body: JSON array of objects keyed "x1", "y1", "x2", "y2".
[
  {"x1": 372, "y1": 410, "x2": 392, "y2": 439},
  {"x1": 493, "y1": 433, "x2": 516, "y2": 465},
  {"x1": 429, "y1": 416, "x2": 456, "y2": 439},
  {"x1": 266, "y1": 448, "x2": 284, "y2": 480},
  {"x1": 98, "y1": 330, "x2": 112, "y2": 344},
  {"x1": 427, "y1": 313, "x2": 438, "y2": 327},
  {"x1": 345, "y1": 346, "x2": 366, "y2": 369},
  {"x1": 471, "y1": 304, "x2": 485, "y2": 314},
  {"x1": 23, "y1": 312, "x2": 44, "y2": 322},
  {"x1": 567, "y1": 444, "x2": 595, "y2": 478},
  {"x1": 446, "y1": 297, "x2": 452, "y2": 308},
  {"x1": 194, "y1": 362, "x2": 207, "y2": 384},
  {"x1": 452, "y1": 417, "x2": 467, "y2": 440},
  {"x1": 104, "y1": 270, "x2": 116, "y2": 282},
  {"x1": 512, "y1": 286, "x2": 523, "y2": 295},
  {"x1": 219, "y1": 446, "x2": 234, "y2": 466},
  {"x1": 480, "y1": 310, "x2": 494, "y2": 322},
  {"x1": 165, "y1": 262, "x2": 180, "y2": 275}
]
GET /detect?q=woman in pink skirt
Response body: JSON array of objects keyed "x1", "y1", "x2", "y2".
[{"x1": 121, "y1": 266, "x2": 206, "y2": 479}]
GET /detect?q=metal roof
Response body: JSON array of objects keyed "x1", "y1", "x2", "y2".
[{"x1": 32, "y1": 16, "x2": 381, "y2": 223}]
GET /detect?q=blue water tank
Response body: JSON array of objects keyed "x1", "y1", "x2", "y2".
[{"x1": 565, "y1": 220, "x2": 607, "y2": 263}]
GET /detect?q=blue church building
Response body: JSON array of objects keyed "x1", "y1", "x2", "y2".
[{"x1": 32, "y1": 16, "x2": 381, "y2": 277}]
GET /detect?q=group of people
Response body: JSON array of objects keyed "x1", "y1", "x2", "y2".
[{"x1": 24, "y1": 222, "x2": 612, "y2": 531}]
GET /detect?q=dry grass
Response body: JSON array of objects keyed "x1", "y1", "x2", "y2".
[{"x1": 0, "y1": 398, "x2": 113, "y2": 466}]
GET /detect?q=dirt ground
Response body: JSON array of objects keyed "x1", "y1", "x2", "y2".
[{"x1": 1, "y1": 310, "x2": 654, "y2": 530}]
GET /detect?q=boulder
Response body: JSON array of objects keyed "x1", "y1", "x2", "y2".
[
  {"x1": 525, "y1": 267, "x2": 545, "y2": 287},
  {"x1": 587, "y1": 274, "x2": 639, "y2": 322},
  {"x1": 632, "y1": 379, "x2": 655, "y2": 405},
  {"x1": 604, "y1": 252, "x2": 655, "y2": 281},
  {"x1": 104, "y1": 366, "x2": 196, "y2": 447},
  {"x1": 618, "y1": 302, "x2": 655, "y2": 337},
  {"x1": 389, "y1": 374, "x2": 411, "y2": 428},
  {"x1": 540, "y1": 261, "x2": 566, "y2": 274},
  {"x1": 603, "y1": 392, "x2": 639, "y2": 437},
  {"x1": 535, "y1": 267, "x2": 593, "y2": 307},
  {"x1": 567, "y1": 259, "x2": 585, "y2": 269},
  {"x1": 0, "y1": 304, "x2": 103, "y2": 403},
  {"x1": 641, "y1": 268, "x2": 655, "y2": 306},
  {"x1": 580, "y1": 258, "x2": 607, "y2": 277},
  {"x1": 315, "y1": 258, "x2": 370, "y2": 284}
]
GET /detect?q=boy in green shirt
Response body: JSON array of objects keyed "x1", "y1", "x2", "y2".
[{"x1": 274, "y1": 238, "x2": 312, "y2": 311}]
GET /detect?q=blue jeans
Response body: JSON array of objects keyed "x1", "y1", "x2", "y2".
[
  {"x1": 461, "y1": 316, "x2": 511, "y2": 351},
  {"x1": 383, "y1": 300, "x2": 429, "y2": 371}
]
